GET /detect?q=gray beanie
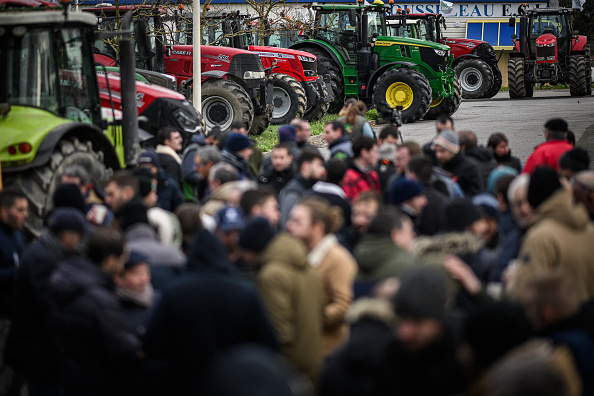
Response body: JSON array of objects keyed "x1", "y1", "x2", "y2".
[
  {"x1": 431, "y1": 129, "x2": 460, "y2": 154},
  {"x1": 393, "y1": 267, "x2": 449, "y2": 321}
]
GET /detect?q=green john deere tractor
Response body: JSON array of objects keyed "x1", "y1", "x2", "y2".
[{"x1": 290, "y1": 1, "x2": 461, "y2": 122}]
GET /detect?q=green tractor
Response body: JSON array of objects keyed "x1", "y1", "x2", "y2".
[
  {"x1": 0, "y1": 1, "x2": 141, "y2": 236},
  {"x1": 291, "y1": 2, "x2": 461, "y2": 122}
]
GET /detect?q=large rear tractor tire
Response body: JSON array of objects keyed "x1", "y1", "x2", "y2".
[
  {"x1": 455, "y1": 59, "x2": 494, "y2": 99},
  {"x1": 271, "y1": 74, "x2": 307, "y2": 125},
  {"x1": 508, "y1": 57, "x2": 527, "y2": 99},
  {"x1": 301, "y1": 47, "x2": 344, "y2": 114},
  {"x1": 7, "y1": 137, "x2": 112, "y2": 237},
  {"x1": 484, "y1": 70, "x2": 502, "y2": 98},
  {"x1": 249, "y1": 111, "x2": 272, "y2": 136},
  {"x1": 424, "y1": 76, "x2": 462, "y2": 120},
  {"x1": 303, "y1": 81, "x2": 330, "y2": 122},
  {"x1": 201, "y1": 79, "x2": 254, "y2": 131},
  {"x1": 373, "y1": 67, "x2": 432, "y2": 124},
  {"x1": 569, "y1": 55, "x2": 589, "y2": 97}
]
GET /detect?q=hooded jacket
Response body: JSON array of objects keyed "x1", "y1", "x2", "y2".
[
  {"x1": 329, "y1": 136, "x2": 354, "y2": 161},
  {"x1": 523, "y1": 139, "x2": 573, "y2": 174},
  {"x1": 493, "y1": 149, "x2": 522, "y2": 173},
  {"x1": 508, "y1": 189, "x2": 594, "y2": 303},
  {"x1": 222, "y1": 149, "x2": 253, "y2": 180},
  {"x1": 465, "y1": 146, "x2": 498, "y2": 191},
  {"x1": 439, "y1": 151, "x2": 483, "y2": 197},
  {"x1": 49, "y1": 256, "x2": 141, "y2": 392},
  {"x1": 257, "y1": 232, "x2": 325, "y2": 383},
  {"x1": 355, "y1": 234, "x2": 414, "y2": 283}
]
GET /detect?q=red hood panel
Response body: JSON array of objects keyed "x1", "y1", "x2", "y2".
[
  {"x1": 536, "y1": 33, "x2": 557, "y2": 45},
  {"x1": 248, "y1": 46, "x2": 316, "y2": 60}
]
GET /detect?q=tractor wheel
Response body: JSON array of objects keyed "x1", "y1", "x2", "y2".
[
  {"x1": 508, "y1": 57, "x2": 527, "y2": 99},
  {"x1": 569, "y1": 55, "x2": 589, "y2": 97},
  {"x1": 7, "y1": 137, "x2": 112, "y2": 237},
  {"x1": 525, "y1": 81, "x2": 534, "y2": 98},
  {"x1": 270, "y1": 74, "x2": 307, "y2": 125},
  {"x1": 249, "y1": 112, "x2": 271, "y2": 136},
  {"x1": 301, "y1": 47, "x2": 344, "y2": 114},
  {"x1": 455, "y1": 59, "x2": 494, "y2": 99},
  {"x1": 484, "y1": 71, "x2": 502, "y2": 98},
  {"x1": 373, "y1": 67, "x2": 432, "y2": 124},
  {"x1": 201, "y1": 79, "x2": 254, "y2": 131},
  {"x1": 303, "y1": 81, "x2": 330, "y2": 122},
  {"x1": 424, "y1": 76, "x2": 462, "y2": 120}
]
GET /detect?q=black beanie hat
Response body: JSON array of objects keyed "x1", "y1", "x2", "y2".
[
  {"x1": 53, "y1": 183, "x2": 87, "y2": 215},
  {"x1": 238, "y1": 217, "x2": 275, "y2": 253},
  {"x1": 544, "y1": 118, "x2": 568, "y2": 133},
  {"x1": 393, "y1": 267, "x2": 449, "y2": 321},
  {"x1": 442, "y1": 198, "x2": 483, "y2": 232},
  {"x1": 132, "y1": 167, "x2": 155, "y2": 198},
  {"x1": 116, "y1": 199, "x2": 149, "y2": 231},
  {"x1": 559, "y1": 147, "x2": 590, "y2": 173},
  {"x1": 528, "y1": 167, "x2": 562, "y2": 209}
]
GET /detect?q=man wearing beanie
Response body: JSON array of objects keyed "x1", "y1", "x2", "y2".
[
  {"x1": 523, "y1": 118, "x2": 573, "y2": 174},
  {"x1": 507, "y1": 167, "x2": 594, "y2": 303},
  {"x1": 558, "y1": 147, "x2": 590, "y2": 180},
  {"x1": 389, "y1": 178, "x2": 428, "y2": 234},
  {"x1": 221, "y1": 133, "x2": 255, "y2": 180},
  {"x1": 239, "y1": 218, "x2": 324, "y2": 384},
  {"x1": 432, "y1": 129, "x2": 483, "y2": 196}
]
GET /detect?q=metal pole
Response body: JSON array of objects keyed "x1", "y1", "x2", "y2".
[
  {"x1": 120, "y1": 12, "x2": 139, "y2": 167},
  {"x1": 193, "y1": 0, "x2": 202, "y2": 114}
]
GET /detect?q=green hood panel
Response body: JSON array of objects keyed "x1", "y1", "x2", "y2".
[{"x1": 375, "y1": 36, "x2": 450, "y2": 51}]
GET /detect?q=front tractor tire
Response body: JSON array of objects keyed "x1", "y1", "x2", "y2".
[
  {"x1": 8, "y1": 137, "x2": 112, "y2": 237},
  {"x1": 455, "y1": 59, "x2": 494, "y2": 99},
  {"x1": 569, "y1": 55, "x2": 589, "y2": 97},
  {"x1": 373, "y1": 67, "x2": 432, "y2": 124},
  {"x1": 249, "y1": 111, "x2": 272, "y2": 136},
  {"x1": 303, "y1": 81, "x2": 330, "y2": 122},
  {"x1": 301, "y1": 47, "x2": 345, "y2": 114},
  {"x1": 508, "y1": 57, "x2": 528, "y2": 99},
  {"x1": 270, "y1": 74, "x2": 307, "y2": 125},
  {"x1": 424, "y1": 76, "x2": 462, "y2": 120},
  {"x1": 201, "y1": 79, "x2": 254, "y2": 132}
]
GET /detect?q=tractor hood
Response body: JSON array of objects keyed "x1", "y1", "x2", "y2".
[
  {"x1": 443, "y1": 38, "x2": 483, "y2": 50},
  {"x1": 0, "y1": 106, "x2": 67, "y2": 168},
  {"x1": 535, "y1": 33, "x2": 557, "y2": 46},
  {"x1": 249, "y1": 46, "x2": 317, "y2": 62},
  {"x1": 376, "y1": 36, "x2": 450, "y2": 51}
]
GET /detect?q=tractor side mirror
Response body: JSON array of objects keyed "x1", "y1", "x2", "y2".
[
  {"x1": 511, "y1": 34, "x2": 517, "y2": 40},
  {"x1": 508, "y1": 17, "x2": 516, "y2": 27},
  {"x1": 573, "y1": 30, "x2": 579, "y2": 35},
  {"x1": 349, "y1": 9, "x2": 357, "y2": 27},
  {"x1": 134, "y1": 20, "x2": 152, "y2": 60}
]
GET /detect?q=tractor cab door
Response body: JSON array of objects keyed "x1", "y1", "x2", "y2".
[{"x1": 315, "y1": 10, "x2": 357, "y2": 64}]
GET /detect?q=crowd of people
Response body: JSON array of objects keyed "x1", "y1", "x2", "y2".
[{"x1": 0, "y1": 99, "x2": 594, "y2": 396}]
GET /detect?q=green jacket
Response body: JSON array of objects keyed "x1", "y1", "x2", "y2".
[{"x1": 354, "y1": 234, "x2": 414, "y2": 282}]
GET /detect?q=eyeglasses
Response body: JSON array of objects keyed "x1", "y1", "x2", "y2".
[{"x1": 194, "y1": 163, "x2": 203, "y2": 169}]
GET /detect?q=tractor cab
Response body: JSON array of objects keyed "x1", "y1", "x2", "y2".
[{"x1": 527, "y1": 11, "x2": 571, "y2": 64}]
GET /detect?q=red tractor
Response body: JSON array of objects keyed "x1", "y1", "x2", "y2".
[
  {"x1": 175, "y1": 11, "x2": 332, "y2": 124},
  {"x1": 508, "y1": 6, "x2": 591, "y2": 98},
  {"x1": 405, "y1": 13, "x2": 503, "y2": 99}
]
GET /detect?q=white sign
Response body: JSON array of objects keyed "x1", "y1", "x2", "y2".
[
  {"x1": 392, "y1": 2, "x2": 547, "y2": 17},
  {"x1": 572, "y1": 0, "x2": 586, "y2": 10},
  {"x1": 440, "y1": 0, "x2": 455, "y2": 16}
]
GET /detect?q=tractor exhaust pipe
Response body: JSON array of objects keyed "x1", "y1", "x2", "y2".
[
  {"x1": 120, "y1": 12, "x2": 139, "y2": 167},
  {"x1": 519, "y1": 16, "x2": 528, "y2": 57}
]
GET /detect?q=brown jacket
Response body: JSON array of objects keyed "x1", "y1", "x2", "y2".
[
  {"x1": 507, "y1": 189, "x2": 594, "y2": 303},
  {"x1": 308, "y1": 235, "x2": 358, "y2": 355},
  {"x1": 257, "y1": 232, "x2": 325, "y2": 383}
]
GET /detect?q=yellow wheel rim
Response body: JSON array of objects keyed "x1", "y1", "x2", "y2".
[
  {"x1": 386, "y1": 82, "x2": 413, "y2": 110},
  {"x1": 430, "y1": 98, "x2": 443, "y2": 108}
]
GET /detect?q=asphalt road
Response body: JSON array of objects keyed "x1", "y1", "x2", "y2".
[{"x1": 371, "y1": 89, "x2": 594, "y2": 165}]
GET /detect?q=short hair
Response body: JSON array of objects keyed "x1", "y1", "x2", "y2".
[
  {"x1": 297, "y1": 196, "x2": 343, "y2": 234},
  {"x1": 378, "y1": 125, "x2": 399, "y2": 141},
  {"x1": 239, "y1": 187, "x2": 277, "y2": 216},
  {"x1": 0, "y1": 188, "x2": 27, "y2": 209},
  {"x1": 487, "y1": 132, "x2": 509, "y2": 149},
  {"x1": 326, "y1": 120, "x2": 346, "y2": 136},
  {"x1": 574, "y1": 170, "x2": 594, "y2": 192},
  {"x1": 290, "y1": 118, "x2": 307, "y2": 131},
  {"x1": 62, "y1": 165, "x2": 90, "y2": 186},
  {"x1": 208, "y1": 126, "x2": 222, "y2": 138},
  {"x1": 86, "y1": 228, "x2": 126, "y2": 265},
  {"x1": 400, "y1": 141, "x2": 422, "y2": 156},
  {"x1": 196, "y1": 145, "x2": 222, "y2": 165},
  {"x1": 157, "y1": 126, "x2": 178, "y2": 145},
  {"x1": 230, "y1": 120, "x2": 247, "y2": 131},
  {"x1": 368, "y1": 207, "x2": 404, "y2": 235},
  {"x1": 507, "y1": 174, "x2": 530, "y2": 204},
  {"x1": 458, "y1": 131, "x2": 478, "y2": 149},
  {"x1": 326, "y1": 159, "x2": 348, "y2": 185},
  {"x1": 208, "y1": 162, "x2": 239, "y2": 184},
  {"x1": 273, "y1": 143, "x2": 293, "y2": 155},
  {"x1": 353, "y1": 190, "x2": 382, "y2": 207},
  {"x1": 524, "y1": 272, "x2": 580, "y2": 317},
  {"x1": 352, "y1": 136, "x2": 376, "y2": 158},
  {"x1": 296, "y1": 149, "x2": 324, "y2": 171},
  {"x1": 407, "y1": 156, "x2": 433, "y2": 184},
  {"x1": 174, "y1": 203, "x2": 202, "y2": 239},
  {"x1": 494, "y1": 174, "x2": 516, "y2": 205},
  {"x1": 107, "y1": 170, "x2": 139, "y2": 194},
  {"x1": 436, "y1": 114, "x2": 454, "y2": 127}
]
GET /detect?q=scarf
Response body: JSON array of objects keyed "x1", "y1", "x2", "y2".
[{"x1": 116, "y1": 283, "x2": 155, "y2": 308}]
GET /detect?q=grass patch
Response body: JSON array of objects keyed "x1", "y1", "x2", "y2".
[{"x1": 366, "y1": 108, "x2": 380, "y2": 121}]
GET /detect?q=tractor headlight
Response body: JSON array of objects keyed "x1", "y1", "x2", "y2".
[
  {"x1": 303, "y1": 70, "x2": 317, "y2": 77},
  {"x1": 434, "y1": 49, "x2": 447, "y2": 57},
  {"x1": 244, "y1": 71, "x2": 265, "y2": 79}
]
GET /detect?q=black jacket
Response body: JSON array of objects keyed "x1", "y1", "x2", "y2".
[
  {"x1": 418, "y1": 186, "x2": 449, "y2": 236},
  {"x1": 157, "y1": 153, "x2": 183, "y2": 188},
  {"x1": 222, "y1": 150, "x2": 253, "y2": 180},
  {"x1": 493, "y1": 150, "x2": 523, "y2": 173},
  {"x1": 465, "y1": 146, "x2": 498, "y2": 191},
  {"x1": 258, "y1": 167, "x2": 295, "y2": 195},
  {"x1": 0, "y1": 220, "x2": 25, "y2": 318},
  {"x1": 440, "y1": 152, "x2": 483, "y2": 197},
  {"x1": 49, "y1": 256, "x2": 141, "y2": 393},
  {"x1": 156, "y1": 171, "x2": 184, "y2": 212}
]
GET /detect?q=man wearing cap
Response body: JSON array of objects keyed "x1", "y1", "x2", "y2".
[
  {"x1": 6, "y1": 208, "x2": 87, "y2": 394},
  {"x1": 523, "y1": 118, "x2": 574, "y2": 174},
  {"x1": 137, "y1": 150, "x2": 185, "y2": 212},
  {"x1": 215, "y1": 206, "x2": 245, "y2": 264},
  {"x1": 507, "y1": 168, "x2": 594, "y2": 303},
  {"x1": 221, "y1": 133, "x2": 255, "y2": 180},
  {"x1": 432, "y1": 129, "x2": 483, "y2": 197},
  {"x1": 558, "y1": 147, "x2": 590, "y2": 181},
  {"x1": 389, "y1": 178, "x2": 428, "y2": 234}
]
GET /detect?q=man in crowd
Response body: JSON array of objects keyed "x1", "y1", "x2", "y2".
[
  {"x1": 292, "y1": 118, "x2": 318, "y2": 152},
  {"x1": 389, "y1": 178, "x2": 428, "y2": 234},
  {"x1": 258, "y1": 143, "x2": 295, "y2": 194},
  {"x1": 523, "y1": 118, "x2": 573, "y2": 174},
  {"x1": 339, "y1": 191, "x2": 381, "y2": 252},
  {"x1": 191, "y1": 145, "x2": 222, "y2": 201},
  {"x1": 239, "y1": 188, "x2": 281, "y2": 229},
  {"x1": 459, "y1": 131, "x2": 498, "y2": 191},
  {"x1": 342, "y1": 137, "x2": 381, "y2": 202},
  {"x1": 572, "y1": 170, "x2": 594, "y2": 221},
  {"x1": 324, "y1": 120, "x2": 353, "y2": 160},
  {"x1": 221, "y1": 133, "x2": 255, "y2": 180},
  {"x1": 138, "y1": 151, "x2": 185, "y2": 212},
  {"x1": 155, "y1": 126, "x2": 184, "y2": 188}
]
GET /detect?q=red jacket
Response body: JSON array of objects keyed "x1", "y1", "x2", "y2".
[
  {"x1": 523, "y1": 140, "x2": 573, "y2": 174},
  {"x1": 342, "y1": 166, "x2": 381, "y2": 202}
]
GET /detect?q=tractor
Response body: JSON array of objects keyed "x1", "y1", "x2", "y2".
[
  {"x1": 88, "y1": 6, "x2": 273, "y2": 135},
  {"x1": 292, "y1": 2, "x2": 461, "y2": 123},
  {"x1": 507, "y1": 6, "x2": 591, "y2": 98},
  {"x1": 0, "y1": 0, "x2": 142, "y2": 236},
  {"x1": 175, "y1": 10, "x2": 333, "y2": 124},
  {"x1": 404, "y1": 12, "x2": 502, "y2": 99}
]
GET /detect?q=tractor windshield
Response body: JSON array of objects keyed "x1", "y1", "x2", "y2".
[
  {"x1": 1, "y1": 26, "x2": 100, "y2": 126},
  {"x1": 528, "y1": 13, "x2": 570, "y2": 56},
  {"x1": 367, "y1": 10, "x2": 386, "y2": 39},
  {"x1": 418, "y1": 18, "x2": 435, "y2": 41}
]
